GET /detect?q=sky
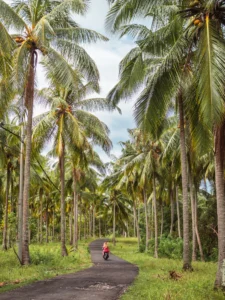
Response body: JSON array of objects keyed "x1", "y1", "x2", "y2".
[{"x1": 35, "y1": 0, "x2": 137, "y2": 162}]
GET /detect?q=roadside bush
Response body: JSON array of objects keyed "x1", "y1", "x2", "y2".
[
  {"x1": 148, "y1": 236, "x2": 183, "y2": 259},
  {"x1": 31, "y1": 248, "x2": 55, "y2": 265}
]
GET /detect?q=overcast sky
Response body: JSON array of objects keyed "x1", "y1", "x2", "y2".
[{"x1": 34, "y1": 0, "x2": 137, "y2": 162}]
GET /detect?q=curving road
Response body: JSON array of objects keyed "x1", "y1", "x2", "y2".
[{"x1": 0, "y1": 239, "x2": 138, "y2": 300}]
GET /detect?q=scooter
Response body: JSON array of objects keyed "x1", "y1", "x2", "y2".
[{"x1": 102, "y1": 251, "x2": 109, "y2": 260}]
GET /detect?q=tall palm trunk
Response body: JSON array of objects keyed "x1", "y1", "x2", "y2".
[
  {"x1": 22, "y1": 51, "x2": 35, "y2": 265},
  {"x1": 93, "y1": 206, "x2": 96, "y2": 237},
  {"x1": 214, "y1": 124, "x2": 225, "y2": 288},
  {"x1": 194, "y1": 187, "x2": 204, "y2": 261},
  {"x1": 189, "y1": 169, "x2": 197, "y2": 261},
  {"x1": 46, "y1": 202, "x2": 49, "y2": 243},
  {"x1": 149, "y1": 202, "x2": 152, "y2": 239},
  {"x1": 52, "y1": 208, "x2": 55, "y2": 241},
  {"x1": 176, "y1": 186, "x2": 182, "y2": 238},
  {"x1": 79, "y1": 205, "x2": 82, "y2": 241},
  {"x1": 59, "y1": 143, "x2": 68, "y2": 256},
  {"x1": 178, "y1": 92, "x2": 191, "y2": 270},
  {"x1": 40, "y1": 189, "x2": 43, "y2": 243},
  {"x1": 89, "y1": 210, "x2": 92, "y2": 237},
  {"x1": 18, "y1": 115, "x2": 24, "y2": 261},
  {"x1": 84, "y1": 212, "x2": 87, "y2": 239},
  {"x1": 133, "y1": 207, "x2": 136, "y2": 237},
  {"x1": 169, "y1": 189, "x2": 174, "y2": 236},
  {"x1": 3, "y1": 164, "x2": 11, "y2": 250},
  {"x1": 161, "y1": 203, "x2": 164, "y2": 237},
  {"x1": 153, "y1": 174, "x2": 158, "y2": 258},
  {"x1": 112, "y1": 200, "x2": 116, "y2": 245},
  {"x1": 69, "y1": 204, "x2": 73, "y2": 245},
  {"x1": 143, "y1": 189, "x2": 149, "y2": 252},
  {"x1": 99, "y1": 218, "x2": 101, "y2": 237},
  {"x1": 133, "y1": 199, "x2": 140, "y2": 250},
  {"x1": 73, "y1": 168, "x2": 78, "y2": 250}
]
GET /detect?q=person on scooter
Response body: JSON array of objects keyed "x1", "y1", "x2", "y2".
[{"x1": 102, "y1": 242, "x2": 110, "y2": 260}]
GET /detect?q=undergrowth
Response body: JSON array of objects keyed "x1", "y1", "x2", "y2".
[
  {"x1": 111, "y1": 238, "x2": 225, "y2": 300},
  {"x1": 0, "y1": 240, "x2": 92, "y2": 293}
]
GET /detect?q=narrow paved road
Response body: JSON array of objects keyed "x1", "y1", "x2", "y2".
[{"x1": 0, "y1": 239, "x2": 138, "y2": 300}]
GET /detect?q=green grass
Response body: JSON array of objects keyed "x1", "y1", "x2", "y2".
[
  {"x1": 0, "y1": 240, "x2": 92, "y2": 293},
  {"x1": 110, "y1": 238, "x2": 225, "y2": 300}
]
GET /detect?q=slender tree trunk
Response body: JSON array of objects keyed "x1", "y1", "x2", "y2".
[
  {"x1": 170, "y1": 189, "x2": 174, "y2": 236},
  {"x1": 99, "y1": 218, "x2": 101, "y2": 237},
  {"x1": 11, "y1": 176, "x2": 14, "y2": 212},
  {"x1": 133, "y1": 207, "x2": 136, "y2": 237},
  {"x1": 52, "y1": 208, "x2": 55, "y2": 241},
  {"x1": 73, "y1": 169, "x2": 78, "y2": 250},
  {"x1": 138, "y1": 204, "x2": 140, "y2": 227},
  {"x1": 189, "y1": 169, "x2": 197, "y2": 261},
  {"x1": 161, "y1": 203, "x2": 164, "y2": 237},
  {"x1": 18, "y1": 109, "x2": 24, "y2": 261},
  {"x1": 133, "y1": 199, "x2": 140, "y2": 250},
  {"x1": 112, "y1": 200, "x2": 116, "y2": 245},
  {"x1": 22, "y1": 51, "x2": 35, "y2": 265},
  {"x1": 37, "y1": 217, "x2": 40, "y2": 243},
  {"x1": 40, "y1": 189, "x2": 43, "y2": 244},
  {"x1": 178, "y1": 92, "x2": 192, "y2": 270},
  {"x1": 79, "y1": 203, "x2": 82, "y2": 241},
  {"x1": 8, "y1": 176, "x2": 13, "y2": 249},
  {"x1": 89, "y1": 208, "x2": 93, "y2": 237},
  {"x1": 153, "y1": 174, "x2": 158, "y2": 258},
  {"x1": 46, "y1": 203, "x2": 49, "y2": 244},
  {"x1": 69, "y1": 204, "x2": 73, "y2": 245},
  {"x1": 214, "y1": 124, "x2": 225, "y2": 288},
  {"x1": 59, "y1": 143, "x2": 68, "y2": 256},
  {"x1": 143, "y1": 189, "x2": 149, "y2": 252},
  {"x1": 176, "y1": 186, "x2": 182, "y2": 238},
  {"x1": 93, "y1": 206, "x2": 95, "y2": 237},
  {"x1": 149, "y1": 202, "x2": 152, "y2": 239},
  {"x1": 152, "y1": 200, "x2": 154, "y2": 237},
  {"x1": 84, "y1": 212, "x2": 86, "y2": 239},
  {"x1": 3, "y1": 165, "x2": 10, "y2": 250},
  {"x1": 194, "y1": 187, "x2": 204, "y2": 261}
]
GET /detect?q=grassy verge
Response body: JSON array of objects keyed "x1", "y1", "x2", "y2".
[
  {"x1": 0, "y1": 240, "x2": 92, "y2": 293},
  {"x1": 110, "y1": 238, "x2": 224, "y2": 300}
]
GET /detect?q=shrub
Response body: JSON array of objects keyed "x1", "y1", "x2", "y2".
[
  {"x1": 31, "y1": 249, "x2": 55, "y2": 265},
  {"x1": 148, "y1": 236, "x2": 183, "y2": 259}
]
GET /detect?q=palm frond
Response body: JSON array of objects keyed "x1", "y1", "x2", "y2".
[
  {"x1": 54, "y1": 27, "x2": 108, "y2": 43},
  {"x1": 195, "y1": 17, "x2": 225, "y2": 126},
  {"x1": 52, "y1": 39, "x2": 100, "y2": 82},
  {"x1": 0, "y1": 0, "x2": 27, "y2": 31}
]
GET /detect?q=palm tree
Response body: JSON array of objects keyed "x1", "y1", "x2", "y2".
[
  {"x1": 33, "y1": 77, "x2": 112, "y2": 255},
  {"x1": 0, "y1": 120, "x2": 20, "y2": 250},
  {"x1": 105, "y1": 2, "x2": 194, "y2": 270},
  {"x1": 0, "y1": 0, "x2": 108, "y2": 264},
  {"x1": 178, "y1": 0, "x2": 225, "y2": 286}
]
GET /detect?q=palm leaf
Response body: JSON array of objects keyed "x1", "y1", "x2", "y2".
[{"x1": 195, "y1": 16, "x2": 225, "y2": 126}]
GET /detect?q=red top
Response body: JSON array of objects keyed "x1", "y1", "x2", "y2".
[{"x1": 102, "y1": 246, "x2": 110, "y2": 253}]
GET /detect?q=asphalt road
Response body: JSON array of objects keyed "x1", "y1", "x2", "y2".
[{"x1": 0, "y1": 239, "x2": 138, "y2": 300}]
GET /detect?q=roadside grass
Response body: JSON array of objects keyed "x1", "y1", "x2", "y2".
[
  {"x1": 110, "y1": 238, "x2": 225, "y2": 300},
  {"x1": 0, "y1": 240, "x2": 92, "y2": 293}
]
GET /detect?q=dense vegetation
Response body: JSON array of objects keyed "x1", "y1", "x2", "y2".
[
  {"x1": 111, "y1": 239, "x2": 225, "y2": 300},
  {"x1": 1, "y1": 0, "x2": 225, "y2": 295}
]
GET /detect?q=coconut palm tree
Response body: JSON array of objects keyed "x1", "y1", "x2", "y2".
[
  {"x1": 106, "y1": 4, "x2": 195, "y2": 265},
  {"x1": 33, "y1": 77, "x2": 112, "y2": 255},
  {"x1": 0, "y1": 120, "x2": 20, "y2": 250},
  {"x1": 0, "y1": 0, "x2": 108, "y2": 264},
  {"x1": 178, "y1": 0, "x2": 225, "y2": 287}
]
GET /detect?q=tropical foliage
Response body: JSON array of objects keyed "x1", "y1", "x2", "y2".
[{"x1": 0, "y1": 0, "x2": 225, "y2": 295}]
